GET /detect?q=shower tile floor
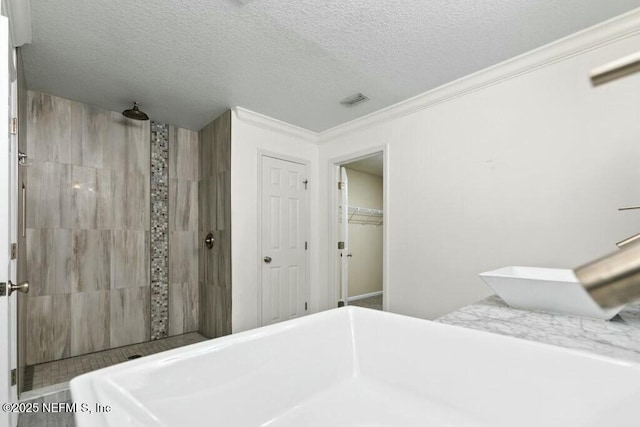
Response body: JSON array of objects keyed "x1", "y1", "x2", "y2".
[
  {"x1": 349, "y1": 294, "x2": 383, "y2": 311},
  {"x1": 24, "y1": 332, "x2": 207, "y2": 392}
]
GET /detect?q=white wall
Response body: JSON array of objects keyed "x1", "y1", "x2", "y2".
[
  {"x1": 318, "y1": 20, "x2": 640, "y2": 319},
  {"x1": 230, "y1": 12, "x2": 640, "y2": 326},
  {"x1": 230, "y1": 108, "x2": 319, "y2": 333},
  {"x1": 345, "y1": 168, "x2": 383, "y2": 297}
]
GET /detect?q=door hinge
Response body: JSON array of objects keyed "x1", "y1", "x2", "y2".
[
  {"x1": 11, "y1": 243, "x2": 16, "y2": 260},
  {"x1": 338, "y1": 181, "x2": 345, "y2": 190},
  {"x1": 11, "y1": 369, "x2": 16, "y2": 386},
  {"x1": 11, "y1": 118, "x2": 17, "y2": 135},
  {"x1": 0, "y1": 282, "x2": 5, "y2": 297},
  {"x1": 302, "y1": 179, "x2": 308, "y2": 190},
  {"x1": 305, "y1": 241, "x2": 308, "y2": 250},
  {"x1": 305, "y1": 302, "x2": 308, "y2": 311}
]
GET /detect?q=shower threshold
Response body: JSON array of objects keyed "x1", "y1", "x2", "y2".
[{"x1": 23, "y1": 332, "x2": 207, "y2": 394}]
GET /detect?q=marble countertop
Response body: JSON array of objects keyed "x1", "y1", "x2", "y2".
[{"x1": 436, "y1": 295, "x2": 640, "y2": 363}]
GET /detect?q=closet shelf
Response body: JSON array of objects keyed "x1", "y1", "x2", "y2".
[{"x1": 339, "y1": 206, "x2": 383, "y2": 226}]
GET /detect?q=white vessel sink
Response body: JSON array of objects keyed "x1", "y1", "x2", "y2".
[
  {"x1": 71, "y1": 307, "x2": 640, "y2": 426},
  {"x1": 479, "y1": 266, "x2": 625, "y2": 320}
]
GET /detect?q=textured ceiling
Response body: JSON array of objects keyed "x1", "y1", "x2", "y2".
[{"x1": 22, "y1": 0, "x2": 639, "y2": 132}]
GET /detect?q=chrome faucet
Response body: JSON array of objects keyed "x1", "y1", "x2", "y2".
[
  {"x1": 574, "y1": 52, "x2": 640, "y2": 308},
  {"x1": 589, "y1": 51, "x2": 640, "y2": 87},
  {"x1": 616, "y1": 232, "x2": 640, "y2": 248},
  {"x1": 615, "y1": 206, "x2": 640, "y2": 248},
  {"x1": 575, "y1": 241, "x2": 640, "y2": 309}
]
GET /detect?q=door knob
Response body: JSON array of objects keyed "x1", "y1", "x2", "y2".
[
  {"x1": 264, "y1": 256, "x2": 272, "y2": 263},
  {"x1": 8, "y1": 280, "x2": 29, "y2": 296}
]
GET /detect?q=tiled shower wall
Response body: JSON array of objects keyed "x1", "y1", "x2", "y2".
[
  {"x1": 150, "y1": 123, "x2": 200, "y2": 339},
  {"x1": 168, "y1": 127, "x2": 199, "y2": 336},
  {"x1": 199, "y1": 111, "x2": 232, "y2": 338},
  {"x1": 150, "y1": 122, "x2": 169, "y2": 339},
  {"x1": 24, "y1": 91, "x2": 200, "y2": 365},
  {"x1": 25, "y1": 91, "x2": 150, "y2": 365}
]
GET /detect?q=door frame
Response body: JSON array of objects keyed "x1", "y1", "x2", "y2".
[
  {"x1": 328, "y1": 144, "x2": 389, "y2": 311},
  {"x1": 257, "y1": 150, "x2": 311, "y2": 327},
  {"x1": 338, "y1": 166, "x2": 349, "y2": 305},
  {"x1": 9, "y1": 47, "x2": 18, "y2": 401},
  {"x1": 0, "y1": 15, "x2": 17, "y2": 427}
]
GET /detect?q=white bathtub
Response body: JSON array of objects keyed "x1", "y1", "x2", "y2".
[{"x1": 71, "y1": 306, "x2": 640, "y2": 426}]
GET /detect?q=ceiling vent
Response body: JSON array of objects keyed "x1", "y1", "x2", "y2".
[{"x1": 340, "y1": 93, "x2": 369, "y2": 107}]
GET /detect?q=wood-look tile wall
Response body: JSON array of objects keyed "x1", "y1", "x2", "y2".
[
  {"x1": 25, "y1": 91, "x2": 151, "y2": 365},
  {"x1": 198, "y1": 111, "x2": 232, "y2": 338},
  {"x1": 168, "y1": 127, "x2": 199, "y2": 336}
]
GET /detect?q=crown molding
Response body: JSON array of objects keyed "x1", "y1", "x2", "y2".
[
  {"x1": 318, "y1": 8, "x2": 640, "y2": 142},
  {"x1": 233, "y1": 107, "x2": 320, "y2": 143},
  {"x1": 233, "y1": 9, "x2": 640, "y2": 144}
]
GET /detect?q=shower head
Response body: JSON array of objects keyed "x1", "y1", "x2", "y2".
[{"x1": 122, "y1": 102, "x2": 149, "y2": 121}]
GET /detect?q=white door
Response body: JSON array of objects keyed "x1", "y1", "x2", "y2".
[
  {"x1": 0, "y1": 15, "x2": 16, "y2": 427},
  {"x1": 339, "y1": 167, "x2": 349, "y2": 305},
  {"x1": 260, "y1": 156, "x2": 308, "y2": 326}
]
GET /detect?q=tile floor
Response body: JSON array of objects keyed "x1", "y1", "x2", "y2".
[
  {"x1": 24, "y1": 332, "x2": 207, "y2": 392},
  {"x1": 17, "y1": 389, "x2": 74, "y2": 427},
  {"x1": 349, "y1": 294, "x2": 383, "y2": 311}
]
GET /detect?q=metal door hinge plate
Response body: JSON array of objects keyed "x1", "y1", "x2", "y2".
[
  {"x1": 305, "y1": 241, "x2": 308, "y2": 250},
  {"x1": 305, "y1": 302, "x2": 308, "y2": 311},
  {"x1": 303, "y1": 179, "x2": 308, "y2": 190},
  {"x1": 338, "y1": 182, "x2": 344, "y2": 190},
  {"x1": 11, "y1": 369, "x2": 16, "y2": 386},
  {"x1": 0, "y1": 282, "x2": 5, "y2": 296},
  {"x1": 11, "y1": 243, "x2": 16, "y2": 260},
  {"x1": 11, "y1": 118, "x2": 17, "y2": 135}
]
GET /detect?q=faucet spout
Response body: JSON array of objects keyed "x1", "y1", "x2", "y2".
[
  {"x1": 579, "y1": 52, "x2": 640, "y2": 308},
  {"x1": 575, "y1": 241, "x2": 640, "y2": 308}
]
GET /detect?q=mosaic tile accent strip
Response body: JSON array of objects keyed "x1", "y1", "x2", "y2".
[{"x1": 150, "y1": 122, "x2": 169, "y2": 340}]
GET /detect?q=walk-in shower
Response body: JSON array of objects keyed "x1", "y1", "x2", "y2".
[{"x1": 17, "y1": 87, "x2": 231, "y2": 399}]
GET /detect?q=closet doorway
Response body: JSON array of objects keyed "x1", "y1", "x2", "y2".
[{"x1": 335, "y1": 152, "x2": 385, "y2": 311}]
